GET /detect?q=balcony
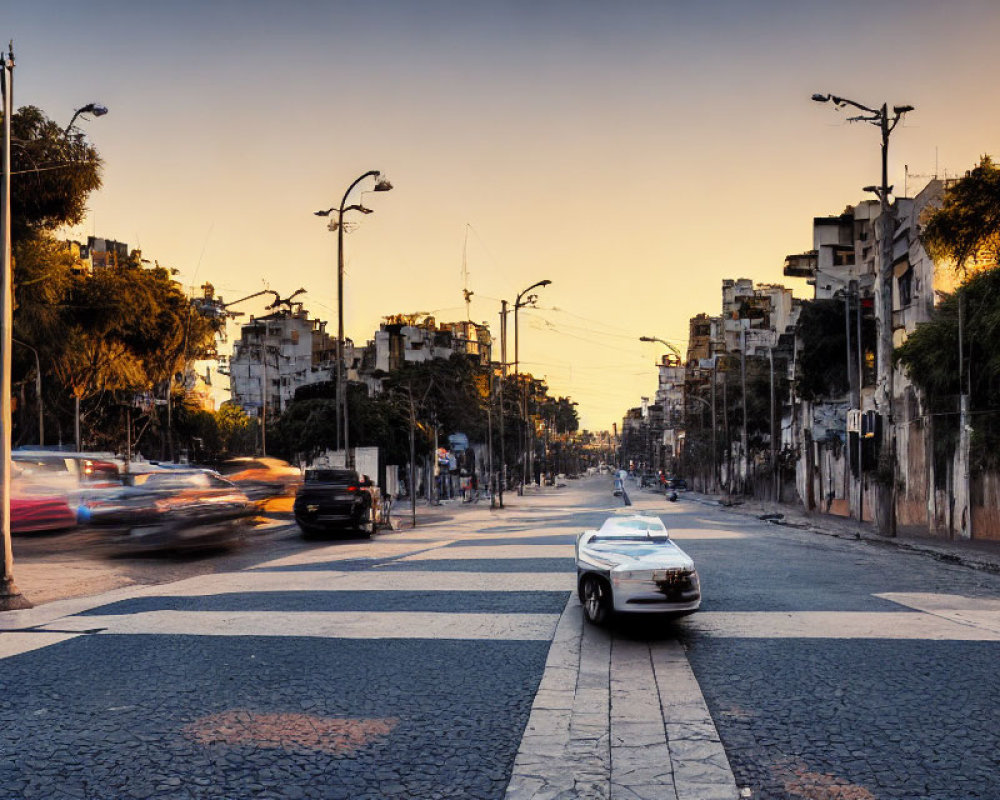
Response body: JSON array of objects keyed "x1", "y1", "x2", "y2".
[{"x1": 783, "y1": 251, "x2": 817, "y2": 278}]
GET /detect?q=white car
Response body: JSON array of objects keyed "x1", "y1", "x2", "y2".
[{"x1": 575, "y1": 514, "x2": 701, "y2": 624}]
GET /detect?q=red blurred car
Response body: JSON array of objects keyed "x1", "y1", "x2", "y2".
[{"x1": 11, "y1": 495, "x2": 77, "y2": 534}]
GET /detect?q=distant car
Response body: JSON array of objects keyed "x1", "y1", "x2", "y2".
[
  {"x1": 294, "y1": 469, "x2": 380, "y2": 537},
  {"x1": 575, "y1": 514, "x2": 701, "y2": 624},
  {"x1": 665, "y1": 478, "x2": 688, "y2": 492},
  {"x1": 216, "y1": 457, "x2": 302, "y2": 503},
  {"x1": 612, "y1": 476, "x2": 625, "y2": 497}
]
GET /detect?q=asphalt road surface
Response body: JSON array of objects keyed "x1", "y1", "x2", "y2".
[{"x1": 2, "y1": 476, "x2": 999, "y2": 799}]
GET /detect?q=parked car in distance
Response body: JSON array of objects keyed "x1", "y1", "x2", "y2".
[
  {"x1": 217, "y1": 457, "x2": 302, "y2": 503},
  {"x1": 639, "y1": 471, "x2": 658, "y2": 488},
  {"x1": 575, "y1": 514, "x2": 701, "y2": 625},
  {"x1": 664, "y1": 477, "x2": 688, "y2": 492},
  {"x1": 294, "y1": 469, "x2": 379, "y2": 537}
]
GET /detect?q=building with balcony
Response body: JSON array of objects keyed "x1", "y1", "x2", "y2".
[{"x1": 229, "y1": 306, "x2": 336, "y2": 417}]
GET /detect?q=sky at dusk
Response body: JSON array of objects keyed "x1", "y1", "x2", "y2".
[{"x1": 5, "y1": 0, "x2": 1000, "y2": 429}]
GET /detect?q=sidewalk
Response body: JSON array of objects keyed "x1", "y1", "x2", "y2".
[
  {"x1": 505, "y1": 596, "x2": 738, "y2": 800},
  {"x1": 688, "y1": 490, "x2": 1000, "y2": 575}
]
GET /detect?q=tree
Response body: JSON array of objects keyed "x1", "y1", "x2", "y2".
[
  {"x1": 896, "y1": 268, "x2": 1000, "y2": 469},
  {"x1": 922, "y1": 156, "x2": 1000, "y2": 272},
  {"x1": 912, "y1": 156, "x2": 1000, "y2": 472},
  {"x1": 8, "y1": 105, "x2": 102, "y2": 239}
]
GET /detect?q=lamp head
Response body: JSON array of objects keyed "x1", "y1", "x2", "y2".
[
  {"x1": 893, "y1": 104, "x2": 914, "y2": 115},
  {"x1": 314, "y1": 208, "x2": 334, "y2": 217},
  {"x1": 77, "y1": 102, "x2": 108, "y2": 117},
  {"x1": 811, "y1": 93, "x2": 830, "y2": 103},
  {"x1": 373, "y1": 176, "x2": 393, "y2": 192}
]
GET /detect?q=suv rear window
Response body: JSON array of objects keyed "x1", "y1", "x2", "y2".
[{"x1": 305, "y1": 469, "x2": 357, "y2": 483}]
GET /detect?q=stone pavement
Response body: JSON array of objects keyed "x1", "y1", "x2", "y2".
[
  {"x1": 506, "y1": 597, "x2": 738, "y2": 800},
  {"x1": 0, "y1": 482, "x2": 737, "y2": 800}
]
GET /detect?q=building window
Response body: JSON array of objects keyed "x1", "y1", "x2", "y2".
[{"x1": 898, "y1": 266, "x2": 913, "y2": 307}]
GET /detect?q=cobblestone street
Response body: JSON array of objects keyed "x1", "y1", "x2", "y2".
[{"x1": 2, "y1": 477, "x2": 1000, "y2": 798}]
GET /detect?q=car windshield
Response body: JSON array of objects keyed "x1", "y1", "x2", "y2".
[
  {"x1": 598, "y1": 518, "x2": 666, "y2": 535},
  {"x1": 590, "y1": 534, "x2": 670, "y2": 545}
]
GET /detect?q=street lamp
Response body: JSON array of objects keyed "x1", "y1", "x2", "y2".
[
  {"x1": 315, "y1": 170, "x2": 392, "y2": 468},
  {"x1": 638, "y1": 335, "x2": 682, "y2": 365},
  {"x1": 813, "y1": 92, "x2": 913, "y2": 536},
  {"x1": 65, "y1": 102, "x2": 109, "y2": 135},
  {"x1": 514, "y1": 279, "x2": 551, "y2": 489}
]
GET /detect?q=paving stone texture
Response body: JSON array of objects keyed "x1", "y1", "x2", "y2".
[{"x1": 4, "y1": 475, "x2": 1000, "y2": 799}]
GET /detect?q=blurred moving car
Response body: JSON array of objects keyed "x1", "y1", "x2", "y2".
[
  {"x1": 9, "y1": 452, "x2": 120, "y2": 535},
  {"x1": 294, "y1": 469, "x2": 380, "y2": 537},
  {"x1": 575, "y1": 514, "x2": 701, "y2": 625},
  {"x1": 217, "y1": 457, "x2": 302, "y2": 503},
  {"x1": 12, "y1": 450, "x2": 121, "y2": 491},
  {"x1": 11, "y1": 495, "x2": 77, "y2": 534},
  {"x1": 89, "y1": 469, "x2": 253, "y2": 553}
]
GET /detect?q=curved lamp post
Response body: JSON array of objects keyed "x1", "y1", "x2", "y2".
[
  {"x1": 64, "y1": 102, "x2": 109, "y2": 451},
  {"x1": 513, "y1": 279, "x2": 551, "y2": 490},
  {"x1": 315, "y1": 170, "x2": 392, "y2": 468},
  {"x1": 65, "y1": 102, "x2": 108, "y2": 135},
  {"x1": 812, "y1": 92, "x2": 913, "y2": 537}
]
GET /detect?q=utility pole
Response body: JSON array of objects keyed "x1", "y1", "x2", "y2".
[
  {"x1": 875, "y1": 104, "x2": 898, "y2": 537},
  {"x1": 497, "y1": 301, "x2": 507, "y2": 508},
  {"x1": 407, "y1": 383, "x2": 416, "y2": 528},
  {"x1": 0, "y1": 45, "x2": 28, "y2": 609},
  {"x1": 856, "y1": 287, "x2": 865, "y2": 521},
  {"x1": 740, "y1": 327, "x2": 749, "y2": 495},
  {"x1": 769, "y1": 347, "x2": 777, "y2": 502},
  {"x1": 812, "y1": 93, "x2": 912, "y2": 536},
  {"x1": 710, "y1": 360, "x2": 718, "y2": 493}
]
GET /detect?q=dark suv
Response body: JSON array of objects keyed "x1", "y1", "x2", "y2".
[{"x1": 293, "y1": 469, "x2": 379, "y2": 537}]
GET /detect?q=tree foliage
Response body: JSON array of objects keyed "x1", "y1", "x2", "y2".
[
  {"x1": 794, "y1": 298, "x2": 875, "y2": 403},
  {"x1": 922, "y1": 155, "x2": 1000, "y2": 272},
  {"x1": 272, "y1": 353, "x2": 579, "y2": 469},
  {"x1": 8, "y1": 105, "x2": 102, "y2": 239},
  {"x1": 896, "y1": 268, "x2": 1000, "y2": 468}
]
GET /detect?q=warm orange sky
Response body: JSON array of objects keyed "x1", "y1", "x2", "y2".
[{"x1": 8, "y1": 1, "x2": 1000, "y2": 429}]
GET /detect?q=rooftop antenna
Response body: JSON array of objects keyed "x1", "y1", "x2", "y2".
[{"x1": 462, "y1": 223, "x2": 473, "y2": 321}]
